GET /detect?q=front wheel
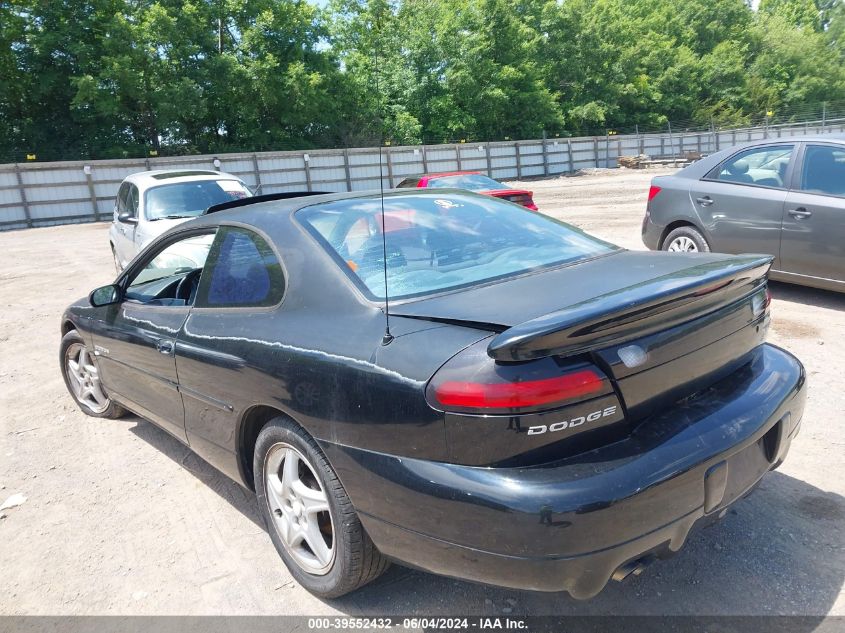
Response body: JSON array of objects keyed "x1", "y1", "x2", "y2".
[
  {"x1": 254, "y1": 417, "x2": 388, "y2": 598},
  {"x1": 60, "y1": 330, "x2": 125, "y2": 419},
  {"x1": 662, "y1": 225, "x2": 711, "y2": 253}
]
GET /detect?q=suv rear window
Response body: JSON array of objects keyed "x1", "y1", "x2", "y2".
[{"x1": 297, "y1": 191, "x2": 616, "y2": 300}]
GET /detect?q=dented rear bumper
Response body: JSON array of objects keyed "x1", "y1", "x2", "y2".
[{"x1": 322, "y1": 343, "x2": 806, "y2": 598}]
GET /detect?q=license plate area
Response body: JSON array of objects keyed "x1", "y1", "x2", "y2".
[{"x1": 704, "y1": 418, "x2": 783, "y2": 514}]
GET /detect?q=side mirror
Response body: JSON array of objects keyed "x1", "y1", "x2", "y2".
[
  {"x1": 117, "y1": 211, "x2": 138, "y2": 224},
  {"x1": 89, "y1": 284, "x2": 123, "y2": 307}
]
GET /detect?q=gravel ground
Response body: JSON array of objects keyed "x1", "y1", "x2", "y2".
[{"x1": 0, "y1": 168, "x2": 843, "y2": 616}]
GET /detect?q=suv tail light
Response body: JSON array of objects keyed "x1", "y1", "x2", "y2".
[{"x1": 426, "y1": 339, "x2": 613, "y2": 415}]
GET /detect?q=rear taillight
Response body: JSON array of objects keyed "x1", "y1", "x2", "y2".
[
  {"x1": 647, "y1": 185, "x2": 662, "y2": 202},
  {"x1": 426, "y1": 340, "x2": 612, "y2": 414},
  {"x1": 434, "y1": 369, "x2": 604, "y2": 410},
  {"x1": 752, "y1": 286, "x2": 772, "y2": 319},
  {"x1": 503, "y1": 193, "x2": 537, "y2": 210}
]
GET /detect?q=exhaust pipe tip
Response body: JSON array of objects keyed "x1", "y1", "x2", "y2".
[{"x1": 612, "y1": 556, "x2": 654, "y2": 582}]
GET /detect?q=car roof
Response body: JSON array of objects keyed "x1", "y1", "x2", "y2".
[
  {"x1": 424, "y1": 171, "x2": 484, "y2": 178},
  {"x1": 398, "y1": 171, "x2": 487, "y2": 181},
  {"x1": 744, "y1": 134, "x2": 845, "y2": 145},
  {"x1": 122, "y1": 169, "x2": 243, "y2": 190}
]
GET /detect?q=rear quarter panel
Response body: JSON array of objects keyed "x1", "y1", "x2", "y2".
[{"x1": 647, "y1": 175, "x2": 701, "y2": 246}]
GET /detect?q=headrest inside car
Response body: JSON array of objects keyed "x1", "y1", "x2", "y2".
[{"x1": 727, "y1": 159, "x2": 750, "y2": 175}]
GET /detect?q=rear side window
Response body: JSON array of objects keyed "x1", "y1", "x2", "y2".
[
  {"x1": 709, "y1": 145, "x2": 793, "y2": 189},
  {"x1": 800, "y1": 145, "x2": 845, "y2": 196},
  {"x1": 396, "y1": 178, "x2": 420, "y2": 188},
  {"x1": 195, "y1": 227, "x2": 284, "y2": 308},
  {"x1": 297, "y1": 191, "x2": 616, "y2": 301}
]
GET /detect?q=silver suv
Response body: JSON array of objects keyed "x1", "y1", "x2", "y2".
[{"x1": 109, "y1": 170, "x2": 251, "y2": 272}]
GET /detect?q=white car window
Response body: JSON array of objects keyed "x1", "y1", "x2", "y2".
[{"x1": 145, "y1": 180, "x2": 251, "y2": 221}]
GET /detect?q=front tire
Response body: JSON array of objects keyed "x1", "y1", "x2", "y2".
[
  {"x1": 662, "y1": 225, "x2": 711, "y2": 253},
  {"x1": 60, "y1": 330, "x2": 125, "y2": 419},
  {"x1": 254, "y1": 417, "x2": 388, "y2": 598}
]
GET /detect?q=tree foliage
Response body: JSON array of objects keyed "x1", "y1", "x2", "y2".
[{"x1": 1, "y1": 0, "x2": 845, "y2": 160}]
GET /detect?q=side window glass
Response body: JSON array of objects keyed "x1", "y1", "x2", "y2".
[
  {"x1": 128, "y1": 185, "x2": 140, "y2": 218},
  {"x1": 710, "y1": 145, "x2": 793, "y2": 189},
  {"x1": 800, "y1": 145, "x2": 845, "y2": 196},
  {"x1": 195, "y1": 227, "x2": 285, "y2": 308},
  {"x1": 125, "y1": 232, "x2": 216, "y2": 306},
  {"x1": 116, "y1": 183, "x2": 129, "y2": 214}
]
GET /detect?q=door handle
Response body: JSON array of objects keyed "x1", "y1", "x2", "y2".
[
  {"x1": 156, "y1": 339, "x2": 175, "y2": 355},
  {"x1": 696, "y1": 196, "x2": 714, "y2": 207},
  {"x1": 788, "y1": 208, "x2": 812, "y2": 219}
]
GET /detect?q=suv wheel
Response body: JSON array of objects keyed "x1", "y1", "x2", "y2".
[
  {"x1": 663, "y1": 226, "x2": 710, "y2": 253},
  {"x1": 254, "y1": 417, "x2": 389, "y2": 597}
]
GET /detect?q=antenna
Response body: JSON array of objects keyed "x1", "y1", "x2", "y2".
[{"x1": 372, "y1": 12, "x2": 393, "y2": 346}]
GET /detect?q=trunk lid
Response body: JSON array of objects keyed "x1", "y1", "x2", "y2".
[
  {"x1": 391, "y1": 250, "x2": 769, "y2": 331},
  {"x1": 394, "y1": 250, "x2": 773, "y2": 422},
  {"x1": 483, "y1": 189, "x2": 536, "y2": 209}
]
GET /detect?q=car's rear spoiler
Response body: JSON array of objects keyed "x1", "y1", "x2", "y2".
[
  {"x1": 204, "y1": 191, "x2": 332, "y2": 215},
  {"x1": 487, "y1": 255, "x2": 773, "y2": 361}
]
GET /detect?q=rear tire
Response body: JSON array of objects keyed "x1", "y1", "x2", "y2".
[
  {"x1": 254, "y1": 417, "x2": 389, "y2": 598},
  {"x1": 60, "y1": 330, "x2": 125, "y2": 419},
  {"x1": 662, "y1": 225, "x2": 710, "y2": 253}
]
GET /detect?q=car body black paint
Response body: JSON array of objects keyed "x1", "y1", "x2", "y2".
[{"x1": 61, "y1": 189, "x2": 807, "y2": 598}]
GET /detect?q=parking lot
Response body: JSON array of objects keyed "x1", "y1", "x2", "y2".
[{"x1": 1, "y1": 167, "x2": 843, "y2": 616}]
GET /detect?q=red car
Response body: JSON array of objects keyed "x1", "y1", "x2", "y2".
[{"x1": 396, "y1": 171, "x2": 538, "y2": 210}]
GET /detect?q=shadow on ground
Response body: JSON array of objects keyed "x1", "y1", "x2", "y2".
[
  {"x1": 770, "y1": 281, "x2": 845, "y2": 311},
  {"x1": 125, "y1": 415, "x2": 844, "y2": 617}
]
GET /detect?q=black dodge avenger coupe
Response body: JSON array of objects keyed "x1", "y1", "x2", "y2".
[{"x1": 60, "y1": 189, "x2": 806, "y2": 598}]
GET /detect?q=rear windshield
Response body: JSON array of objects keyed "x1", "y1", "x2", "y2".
[
  {"x1": 426, "y1": 174, "x2": 504, "y2": 191},
  {"x1": 297, "y1": 191, "x2": 617, "y2": 300},
  {"x1": 145, "y1": 180, "x2": 251, "y2": 220}
]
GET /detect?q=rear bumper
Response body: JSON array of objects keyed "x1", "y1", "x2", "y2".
[
  {"x1": 642, "y1": 212, "x2": 663, "y2": 249},
  {"x1": 323, "y1": 344, "x2": 806, "y2": 598}
]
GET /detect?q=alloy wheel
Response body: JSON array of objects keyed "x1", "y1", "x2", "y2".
[
  {"x1": 667, "y1": 236, "x2": 699, "y2": 252},
  {"x1": 65, "y1": 343, "x2": 110, "y2": 414},
  {"x1": 264, "y1": 443, "x2": 335, "y2": 575}
]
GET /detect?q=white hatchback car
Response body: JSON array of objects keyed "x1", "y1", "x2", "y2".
[{"x1": 109, "y1": 170, "x2": 252, "y2": 272}]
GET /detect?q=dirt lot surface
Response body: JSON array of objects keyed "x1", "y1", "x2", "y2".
[{"x1": 1, "y1": 168, "x2": 843, "y2": 616}]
